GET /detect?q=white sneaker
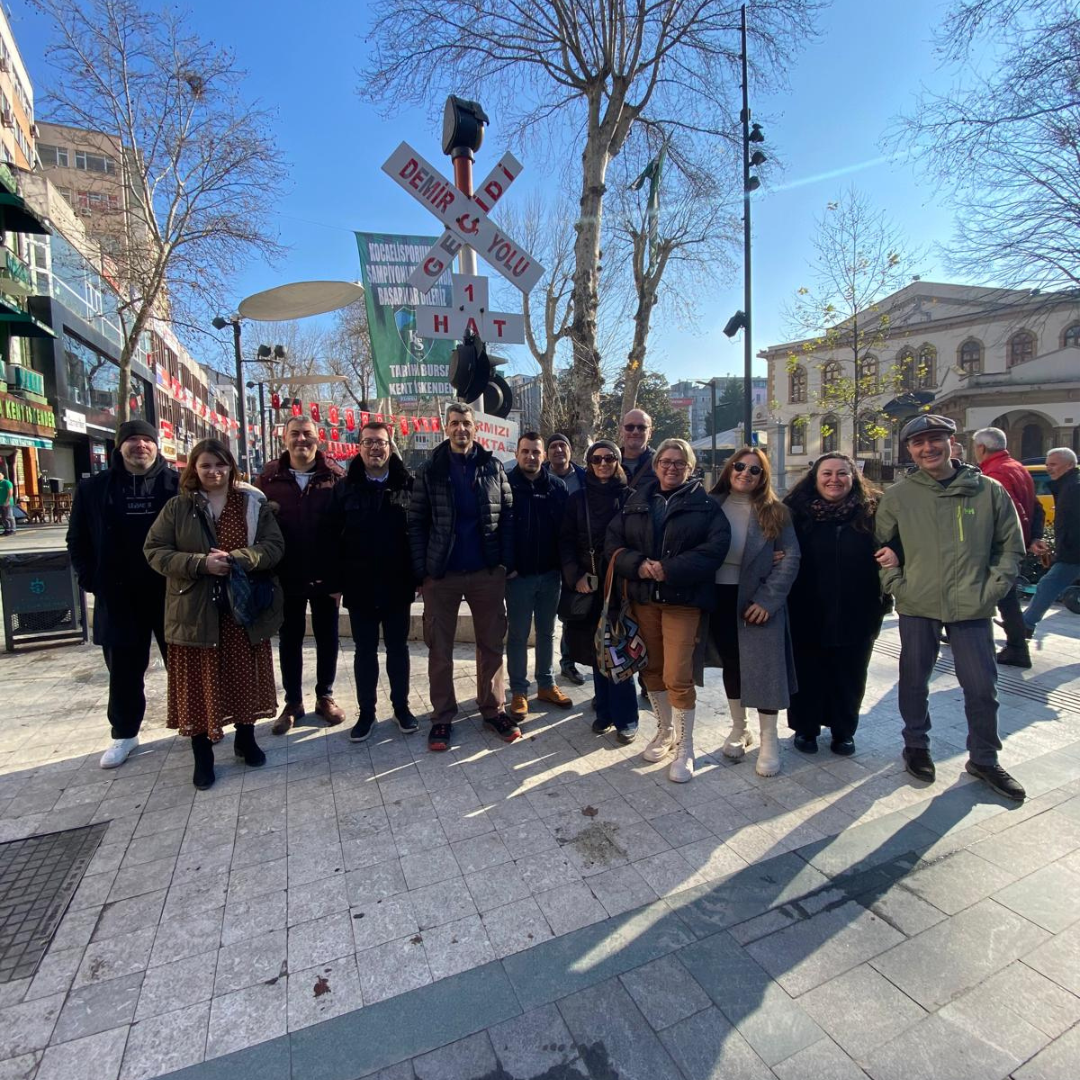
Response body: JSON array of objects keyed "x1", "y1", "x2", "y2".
[{"x1": 100, "y1": 737, "x2": 139, "y2": 769}]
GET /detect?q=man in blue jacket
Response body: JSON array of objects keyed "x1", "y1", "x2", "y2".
[{"x1": 507, "y1": 432, "x2": 570, "y2": 721}]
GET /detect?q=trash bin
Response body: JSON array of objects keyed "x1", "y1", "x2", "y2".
[{"x1": 0, "y1": 551, "x2": 87, "y2": 652}]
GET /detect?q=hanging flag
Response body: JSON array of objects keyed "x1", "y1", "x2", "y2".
[
  {"x1": 331, "y1": 428, "x2": 340, "y2": 441},
  {"x1": 328, "y1": 405, "x2": 339, "y2": 427},
  {"x1": 360, "y1": 411, "x2": 370, "y2": 428},
  {"x1": 271, "y1": 393, "x2": 281, "y2": 410},
  {"x1": 291, "y1": 399, "x2": 301, "y2": 417},
  {"x1": 399, "y1": 416, "x2": 408, "y2": 437},
  {"x1": 318, "y1": 427, "x2": 327, "y2": 442},
  {"x1": 310, "y1": 402, "x2": 320, "y2": 422},
  {"x1": 345, "y1": 408, "x2": 356, "y2": 431}
]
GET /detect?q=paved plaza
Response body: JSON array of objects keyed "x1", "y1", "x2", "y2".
[{"x1": 0, "y1": 542, "x2": 1078, "y2": 1079}]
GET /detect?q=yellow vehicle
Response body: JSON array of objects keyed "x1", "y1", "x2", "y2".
[{"x1": 1025, "y1": 464, "x2": 1055, "y2": 527}]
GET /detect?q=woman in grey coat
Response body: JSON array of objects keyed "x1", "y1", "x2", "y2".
[{"x1": 708, "y1": 448, "x2": 800, "y2": 777}]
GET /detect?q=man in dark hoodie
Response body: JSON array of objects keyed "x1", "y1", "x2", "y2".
[
  {"x1": 325, "y1": 421, "x2": 417, "y2": 743},
  {"x1": 67, "y1": 419, "x2": 179, "y2": 768}
]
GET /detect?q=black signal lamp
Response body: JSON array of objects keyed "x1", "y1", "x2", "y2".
[{"x1": 442, "y1": 96, "x2": 489, "y2": 154}]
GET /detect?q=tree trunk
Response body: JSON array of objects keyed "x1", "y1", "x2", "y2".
[{"x1": 620, "y1": 288, "x2": 659, "y2": 417}]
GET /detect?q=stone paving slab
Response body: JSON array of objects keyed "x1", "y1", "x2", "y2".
[{"x1": 0, "y1": 611, "x2": 1078, "y2": 1078}]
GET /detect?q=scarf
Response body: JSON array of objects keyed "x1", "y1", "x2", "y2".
[{"x1": 806, "y1": 493, "x2": 862, "y2": 524}]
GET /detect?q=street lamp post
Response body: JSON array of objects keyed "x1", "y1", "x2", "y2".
[{"x1": 212, "y1": 314, "x2": 248, "y2": 474}]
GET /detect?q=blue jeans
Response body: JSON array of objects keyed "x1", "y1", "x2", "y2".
[
  {"x1": 1024, "y1": 562, "x2": 1080, "y2": 631},
  {"x1": 506, "y1": 570, "x2": 561, "y2": 695},
  {"x1": 898, "y1": 615, "x2": 1001, "y2": 766},
  {"x1": 593, "y1": 667, "x2": 639, "y2": 732}
]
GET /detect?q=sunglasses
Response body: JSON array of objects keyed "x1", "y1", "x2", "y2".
[
  {"x1": 623, "y1": 424, "x2": 648, "y2": 432},
  {"x1": 732, "y1": 462, "x2": 763, "y2": 476},
  {"x1": 590, "y1": 454, "x2": 617, "y2": 464}
]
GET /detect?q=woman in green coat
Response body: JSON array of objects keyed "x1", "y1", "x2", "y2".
[{"x1": 144, "y1": 439, "x2": 285, "y2": 789}]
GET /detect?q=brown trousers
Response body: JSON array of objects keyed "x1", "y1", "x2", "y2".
[
  {"x1": 631, "y1": 602, "x2": 703, "y2": 710},
  {"x1": 423, "y1": 567, "x2": 507, "y2": 723}
]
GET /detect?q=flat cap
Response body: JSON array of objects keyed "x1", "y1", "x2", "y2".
[{"x1": 900, "y1": 413, "x2": 956, "y2": 443}]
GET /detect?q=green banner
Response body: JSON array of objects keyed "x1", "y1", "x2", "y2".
[{"x1": 355, "y1": 232, "x2": 454, "y2": 403}]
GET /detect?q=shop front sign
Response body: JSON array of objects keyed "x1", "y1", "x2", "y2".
[{"x1": 0, "y1": 391, "x2": 56, "y2": 438}]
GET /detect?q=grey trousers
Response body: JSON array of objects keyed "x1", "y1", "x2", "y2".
[{"x1": 897, "y1": 615, "x2": 1002, "y2": 766}]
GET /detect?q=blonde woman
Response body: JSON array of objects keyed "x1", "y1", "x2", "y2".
[
  {"x1": 605, "y1": 438, "x2": 729, "y2": 782},
  {"x1": 708, "y1": 447, "x2": 800, "y2": 776}
]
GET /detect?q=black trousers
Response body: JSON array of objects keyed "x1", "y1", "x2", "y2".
[
  {"x1": 996, "y1": 585, "x2": 1028, "y2": 650},
  {"x1": 279, "y1": 593, "x2": 340, "y2": 705},
  {"x1": 348, "y1": 601, "x2": 411, "y2": 714},
  {"x1": 102, "y1": 613, "x2": 167, "y2": 739},
  {"x1": 787, "y1": 637, "x2": 875, "y2": 740}
]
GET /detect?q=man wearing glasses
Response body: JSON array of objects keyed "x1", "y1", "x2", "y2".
[
  {"x1": 409, "y1": 402, "x2": 517, "y2": 751},
  {"x1": 326, "y1": 422, "x2": 417, "y2": 742},
  {"x1": 875, "y1": 414, "x2": 1026, "y2": 801},
  {"x1": 256, "y1": 415, "x2": 346, "y2": 734},
  {"x1": 620, "y1": 409, "x2": 655, "y2": 490}
]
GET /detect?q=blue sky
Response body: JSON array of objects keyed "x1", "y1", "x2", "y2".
[{"x1": 12, "y1": 0, "x2": 969, "y2": 384}]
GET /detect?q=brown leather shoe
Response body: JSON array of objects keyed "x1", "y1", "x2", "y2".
[
  {"x1": 315, "y1": 696, "x2": 346, "y2": 726},
  {"x1": 537, "y1": 686, "x2": 573, "y2": 709},
  {"x1": 509, "y1": 693, "x2": 529, "y2": 721},
  {"x1": 272, "y1": 701, "x2": 304, "y2": 736}
]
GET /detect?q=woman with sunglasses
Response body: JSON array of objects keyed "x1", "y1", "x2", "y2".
[
  {"x1": 606, "y1": 439, "x2": 730, "y2": 781},
  {"x1": 144, "y1": 439, "x2": 284, "y2": 789},
  {"x1": 708, "y1": 448, "x2": 800, "y2": 777},
  {"x1": 783, "y1": 453, "x2": 888, "y2": 756},
  {"x1": 558, "y1": 440, "x2": 639, "y2": 738}
]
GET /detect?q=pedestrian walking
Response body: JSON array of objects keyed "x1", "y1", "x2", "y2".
[
  {"x1": 255, "y1": 416, "x2": 346, "y2": 734},
  {"x1": 784, "y1": 453, "x2": 888, "y2": 756},
  {"x1": 547, "y1": 432, "x2": 589, "y2": 686},
  {"x1": 708, "y1": 447, "x2": 800, "y2": 778},
  {"x1": 0, "y1": 463, "x2": 15, "y2": 535},
  {"x1": 66, "y1": 420, "x2": 179, "y2": 768},
  {"x1": 972, "y1": 427, "x2": 1038, "y2": 667},
  {"x1": 607, "y1": 439, "x2": 730, "y2": 781},
  {"x1": 144, "y1": 439, "x2": 284, "y2": 790},
  {"x1": 325, "y1": 422, "x2": 418, "y2": 742},
  {"x1": 1023, "y1": 447, "x2": 1079, "y2": 636},
  {"x1": 506, "y1": 433, "x2": 571, "y2": 722},
  {"x1": 409, "y1": 402, "x2": 516, "y2": 751},
  {"x1": 875, "y1": 414, "x2": 1026, "y2": 801},
  {"x1": 558, "y1": 440, "x2": 638, "y2": 739}
]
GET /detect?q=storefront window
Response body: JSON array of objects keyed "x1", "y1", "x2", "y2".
[{"x1": 63, "y1": 331, "x2": 148, "y2": 422}]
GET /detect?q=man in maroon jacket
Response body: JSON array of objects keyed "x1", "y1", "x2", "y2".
[
  {"x1": 973, "y1": 427, "x2": 1036, "y2": 668},
  {"x1": 256, "y1": 416, "x2": 346, "y2": 731}
]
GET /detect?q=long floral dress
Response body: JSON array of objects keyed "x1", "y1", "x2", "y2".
[{"x1": 166, "y1": 489, "x2": 278, "y2": 739}]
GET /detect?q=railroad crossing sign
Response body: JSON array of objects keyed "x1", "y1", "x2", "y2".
[
  {"x1": 382, "y1": 142, "x2": 545, "y2": 294},
  {"x1": 413, "y1": 272, "x2": 525, "y2": 344}
]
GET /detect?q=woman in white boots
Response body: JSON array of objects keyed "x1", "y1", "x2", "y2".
[
  {"x1": 708, "y1": 448, "x2": 800, "y2": 777},
  {"x1": 606, "y1": 439, "x2": 730, "y2": 782}
]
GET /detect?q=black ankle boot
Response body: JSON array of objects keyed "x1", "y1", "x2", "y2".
[
  {"x1": 233, "y1": 724, "x2": 266, "y2": 767},
  {"x1": 191, "y1": 734, "x2": 215, "y2": 789}
]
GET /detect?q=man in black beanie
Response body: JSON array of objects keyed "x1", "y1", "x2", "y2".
[{"x1": 67, "y1": 418, "x2": 179, "y2": 768}]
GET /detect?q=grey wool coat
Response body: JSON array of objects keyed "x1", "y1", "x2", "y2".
[{"x1": 698, "y1": 495, "x2": 801, "y2": 711}]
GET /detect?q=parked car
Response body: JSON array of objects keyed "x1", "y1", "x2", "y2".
[{"x1": 1024, "y1": 463, "x2": 1055, "y2": 527}]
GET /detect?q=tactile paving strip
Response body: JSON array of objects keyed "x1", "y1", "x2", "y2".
[{"x1": 0, "y1": 823, "x2": 108, "y2": 983}]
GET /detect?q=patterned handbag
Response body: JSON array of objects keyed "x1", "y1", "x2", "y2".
[{"x1": 594, "y1": 547, "x2": 648, "y2": 683}]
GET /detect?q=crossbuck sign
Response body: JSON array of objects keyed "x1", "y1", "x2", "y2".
[{"x1": 381, "y1": 142, "x2": 544, "y2": 345}]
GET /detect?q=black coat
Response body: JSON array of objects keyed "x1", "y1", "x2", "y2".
[
  {"x1": 326, "y1": 454, "x2": 414, "y2": 610},
  {"x1": 255, "y1": 451, "x2": 344, "y2": 597},
  {"x1": 558, "y1": 473, "x2": 628, "y2": 667},
  {"x1": 623, "y1": 446, "x2": 656, "y2": 490},
  {"x1": 786, "y1": 505, "x2": 888, "y2": 648},
  {"x1": 606, "y1": 477, "x2": 730, "y2": 610},
  {"x1": 66, "y1": 450, "x2": 179, "y2": 646},
  {"x1": 1051, "y1": 467, "x2": 1080, "y2": 565},
  {"x1": 408, "y1": 440, "x2": 514, "y2": 582},
  {"x1": 508, "y1": 466, "x2": 567, "y2": 577}
]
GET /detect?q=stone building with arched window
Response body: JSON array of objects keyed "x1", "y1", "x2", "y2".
[{"x1": 761, "y1": 281, "x2": 1080, "y2": 488}]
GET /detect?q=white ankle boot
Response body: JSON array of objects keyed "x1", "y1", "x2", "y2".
[
  {"x1": 642, "y1": 690, "x2": 675, "y2": 762},
  {"x1": 668, "y1": 707, "x2": 696, "y2": 783},
  {"x1": 755, "y1": 711, "x2": 781, "y2": 776},
  {"x1": 721, "y1": 699, "x2": 755, "y2": 761}
]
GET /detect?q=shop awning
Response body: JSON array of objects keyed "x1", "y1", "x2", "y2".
[
  {"x1": 0, "y1": 433, "x2": 53, "y2": 450},
  {"x1": 0, "y1": 303, "x2": 54, "y2": 338},
  {"x1": 0, "y1": 192, "x2": 51, "y2": 236}
]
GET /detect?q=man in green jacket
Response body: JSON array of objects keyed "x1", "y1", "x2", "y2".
[{"x1": 874, "y1": 414, "x2": 1026, "y2": 801}]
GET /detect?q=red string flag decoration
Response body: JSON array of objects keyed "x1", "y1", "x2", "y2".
[
  {"x1": 291, "y1": 399, "x2": 301, "y2": 417},
  {"x1": 345, "y1": 408, "x2": 355, "y2": 431},
  {"x1": 328, "y1": 405, "x2": 339, "y2": 427},
  {"x1": 318, "y1": 427, "x2": 327, "y2": 442},
  {"x1": 271, "y1": 393, "x2": 281, "y2": 410},
  {"x1": 331, "y1": 428, "x2": 340, "y2": 441},
  {"x1": 310, "y1": 402, "x2": 320, "y2": 423}
]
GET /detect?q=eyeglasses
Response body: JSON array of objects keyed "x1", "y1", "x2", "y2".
[
  {"x1": 590, "y1": 454, "x2": 617, "y2": 464},
  {"x1": 360, "y1": 438, "x2": 390, "y2": 449},
  {"x1": 732, "y1": 462, "x2": 763, "y2": 476},
  {"x1": 656, "y1": 460, "x2": 689, "y2": 471},
  {"x1": 623, "y1": 424, "x2": 648, "y2": 432}
]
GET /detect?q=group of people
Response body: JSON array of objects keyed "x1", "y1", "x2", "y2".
[{"x1": 67, "y1": 404, "x2": 1080, "y2": 802}]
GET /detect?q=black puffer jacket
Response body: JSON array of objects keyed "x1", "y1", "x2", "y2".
[
  {"x1": 326, "y1": 454, "x2": 414, "y2": 609},
  {"x1": 409, "y1": 440, "x2": 513, "y2": 582},
  {"x1": 1051, "y1": 467, "x2": 1080, "y2": 565},
  {"x1": 606, "y1": 477, "x2": 730, "y2": 610},
  {"x1": 508, "y1": 466, "x2": 567, "y2": 577},
  {"x1": 786, "y1": 503, "x2": 888, "y2": 648}
]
